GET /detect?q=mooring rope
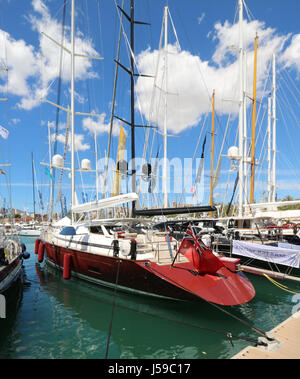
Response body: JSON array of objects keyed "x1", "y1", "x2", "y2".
[{"x1": 263, "y1": 274, "x2": 300, "y2": 295}]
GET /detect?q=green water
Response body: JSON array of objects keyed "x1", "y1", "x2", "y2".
[{"x1": 0, "y1": 237, "x2": 299, "y2": 359}]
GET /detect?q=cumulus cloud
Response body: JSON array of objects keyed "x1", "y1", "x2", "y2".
[
  {"x1": 0, "y1": 0, "x2": 99, "y2": 111},
  {"x1": 0, "y1": 0, "x2": 299, "y2": 136},
  {"x1": 82, "y1": 113, "x2": 123, "y2": 137},
  {"x1": 51, "y1": 131, "x2": 90, "y2": 152},
  {"x1": 281, "y1": 34, "x2": 300, "y2": 73},
  {"x1": 135, "y1": 18, "x2": 291, "y2": 134},
  {"x1": 0, "y1": 31, "x2": 39, "y2": 100},
  {"x1": 29, "y1": 0, "x2": 99, "y2": 106}
]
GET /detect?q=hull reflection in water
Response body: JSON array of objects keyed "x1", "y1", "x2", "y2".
[{"x1": 34, "y1": 262, "x2": 258, "y2": 359}]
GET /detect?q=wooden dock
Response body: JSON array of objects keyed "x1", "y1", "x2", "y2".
[{"x1": 231, "y1": 309, "x2": 300, "y2": 359}]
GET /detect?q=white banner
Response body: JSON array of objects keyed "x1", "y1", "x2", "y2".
[
  {"x1": 278, "y1": 242, "x2": 300, "y2": 251},
  {"x1": 0, "y1": 125, "x2": 9, "y2": 139},
  {"x1": 232, "y1": 240, "x2": 300, "y2": 268}
]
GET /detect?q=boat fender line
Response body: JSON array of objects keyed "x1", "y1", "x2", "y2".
[
  {"x1": 263, "y1": 274, "x2": 300, "y2": 294},
  {"x1": 34, "y1": 239, "x2": 41, "y2": 254},
  {"x1": 63, "y1": 253, "x2": 72, "y2": 280},
  {"x1": 37, "y1": 242, "x2": 44, "y2": 263},
  {"x1": 113, "y1": 240, "x2": 119, "y2": 257},
  {"x1": 130, "y1": 239, "x2": 137, "y2": 260}
]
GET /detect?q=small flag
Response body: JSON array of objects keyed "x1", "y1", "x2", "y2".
[
  {"x1": 0, "y1": 125, "x2": 9, "y2": 139},
  {"x1": 81, "y1": 192, "x2": 88, "y2": 203},
  {"x1": 60, "y1": 194, "x2": 67, "y2": 217},
  {"x1": 38, "y1": 190, "x2": 44, "y2": 211},
  {"x1": 45, "y1": 166, "x2": 54, "y2": 181}
]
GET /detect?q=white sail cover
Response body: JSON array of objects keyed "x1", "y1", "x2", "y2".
[
  {"x1": 232, "y1": 240, "x2": 300, "y2": 268},
  {"x1": 71, "y1": 193, "x2": 139, "y2": 213}
]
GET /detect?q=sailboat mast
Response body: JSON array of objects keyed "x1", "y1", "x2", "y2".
[
  {"x1": 272, "y1": 53, "x2": 276, "y2": 202},
  {"x1": 267, "y1": 96, "x2": 272, "y2": 203},
  {"x1": 243, "y1": 50, "x2": 248, "y2": 207},
  {"x1": 71, "y1": 0, "x2": 76, "y2": 223},
  {"x1": 250, "y1": 33, "x2": 258, "y2": 204},
  {"x1": 31, "y1": 152, "x2": 36, "y2": 221},
  {"x1": 130, "y1": 0, "x2": 136, "y2": 215},
  {"x1": 238, "y1": 0, "x2": 244, "y2": 217},
  {"x1": 163, "y1": 6, "x2": 168, "y2": 208},
  {"x1": 210, "y1": 90, "x2": 215, "y2": 217}
]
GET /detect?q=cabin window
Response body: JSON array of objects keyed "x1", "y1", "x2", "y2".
[
  {"x1": 90, "y1": 226, "x2": 104, "y2": 234},
  {"x1": 243, "y1": 220, "x2": 251, "y2": 228},
  {"x1": 228, "y1": 219, "x2": 236, "y2": 229}
]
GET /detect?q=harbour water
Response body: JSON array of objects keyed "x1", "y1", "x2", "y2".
[{"x1": 1, "y1": 236, "x2": 300, "y2": 359}]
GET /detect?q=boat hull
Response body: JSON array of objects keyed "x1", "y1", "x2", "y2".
[
  {"x1": 0, "y1": 257, "x2": 23, "y2": 294},
  {"x1": 42, "y1": 242, "x2": 255, "y2": 305}
]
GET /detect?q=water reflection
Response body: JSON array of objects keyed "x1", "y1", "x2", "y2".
[
  {"x1": 34, "y1": 261, "x2": 264, "y2": 359},
  {"x1": 1, "y1": 237, "x2": 298, "y2": 359},
  {"x1": 0, "y1": 273, "x2": 24, "y2": 358}
]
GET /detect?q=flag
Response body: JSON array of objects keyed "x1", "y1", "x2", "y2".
[
  {"x1": 195, "y1": 136, "x2": 206, "y2": 183},
  {"x1": 149, "y1": 147, "x2": 160, "y2": 193},
  {"x1": 38, "y1": 190, "x2": 44, "y2": 211},
  {"x1": 81, "y1": 192, "x2": 88, "y2": 203},
  {"x1": 0, "y1": 125, "x2": 9, "y2": 139},
  {"x1": 184, "y1": 225, "x2": 225, "y2": 274},
  {"x1": 60, "y1": 194, "x2": 67, "y2": 217},
  {"x1": 112, "y1": 125, "x2": 125, "y2": 196},
  {"x1": 226, "y1": 173, "x2": 239, "y2": 216},
  {"x1": 45, "y1": 166, "x2": 54, "y2": 181}
]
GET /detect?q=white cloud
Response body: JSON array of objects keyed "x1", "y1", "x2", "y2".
[
  {"x1": 198, "y1": 13, "x2": 205, "y2": 25},
  {"x1": 281, "y1": 34, "x2": 300, "y2": 73},
  {"x1": 82, "y1": 113, "x2": 123, "y2": 137},
  {"x1": 0, "y1": 0, "x2": 99, "y2": 111},
  {"x1": 52, "y1": 132, "x2": 90, "y2": 152},
  {"x1": 0, "y1": 30, "x2": 39, "y2": 100},
  {"x1": 135, "y1": 18, "x2": 290, "y2": 134},
  {"x1": 28, "y1": 0, "x2": 99, "y2": 106}
]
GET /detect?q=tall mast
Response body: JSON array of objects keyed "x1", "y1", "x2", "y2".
[
  {"x1": 163, "y1": 6, "x2": 168, "y2": 208},
  {"x1": 210, "y1": 89, "x2": 215, "y2": 217},
  {"x1": 130, "y1": 0, "x2": 136, "y2": 215},
  {"x1": 238, "y1": 0, "x2": 244, "y2": 217},
  {"x1": 267, "y1": 96, "x2": 272, "y2": 203},
  {"x1": 31, "y1": 152, "x2": 36, "y2": 221},
  {"x1": 272, "y1": 53, "x2": 276, "y2": 202},
  {"x1": 70, "y1": 0, "x2": 76, "y2": 223},
  {"x1": 115, "y1": 0, "x2": 150, "y2": 214},
  {"x1": 243, "y1": 50, "x2": 248, "y2": 207},
  {"x1": 250, "y1": 33, "x2": 258, "y2": 204}
]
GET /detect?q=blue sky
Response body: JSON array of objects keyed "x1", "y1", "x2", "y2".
[{"x1": 0, "y1": 0, "x2": 300, "y2": 214}]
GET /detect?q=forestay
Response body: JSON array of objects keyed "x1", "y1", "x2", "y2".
[{"x1": 232, "y1": 240, "x2": 300, "y2": 268}]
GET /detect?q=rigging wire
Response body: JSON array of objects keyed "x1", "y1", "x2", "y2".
[{"x1": 105, "y1": 259, "x2": 122, "y2": 359}]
